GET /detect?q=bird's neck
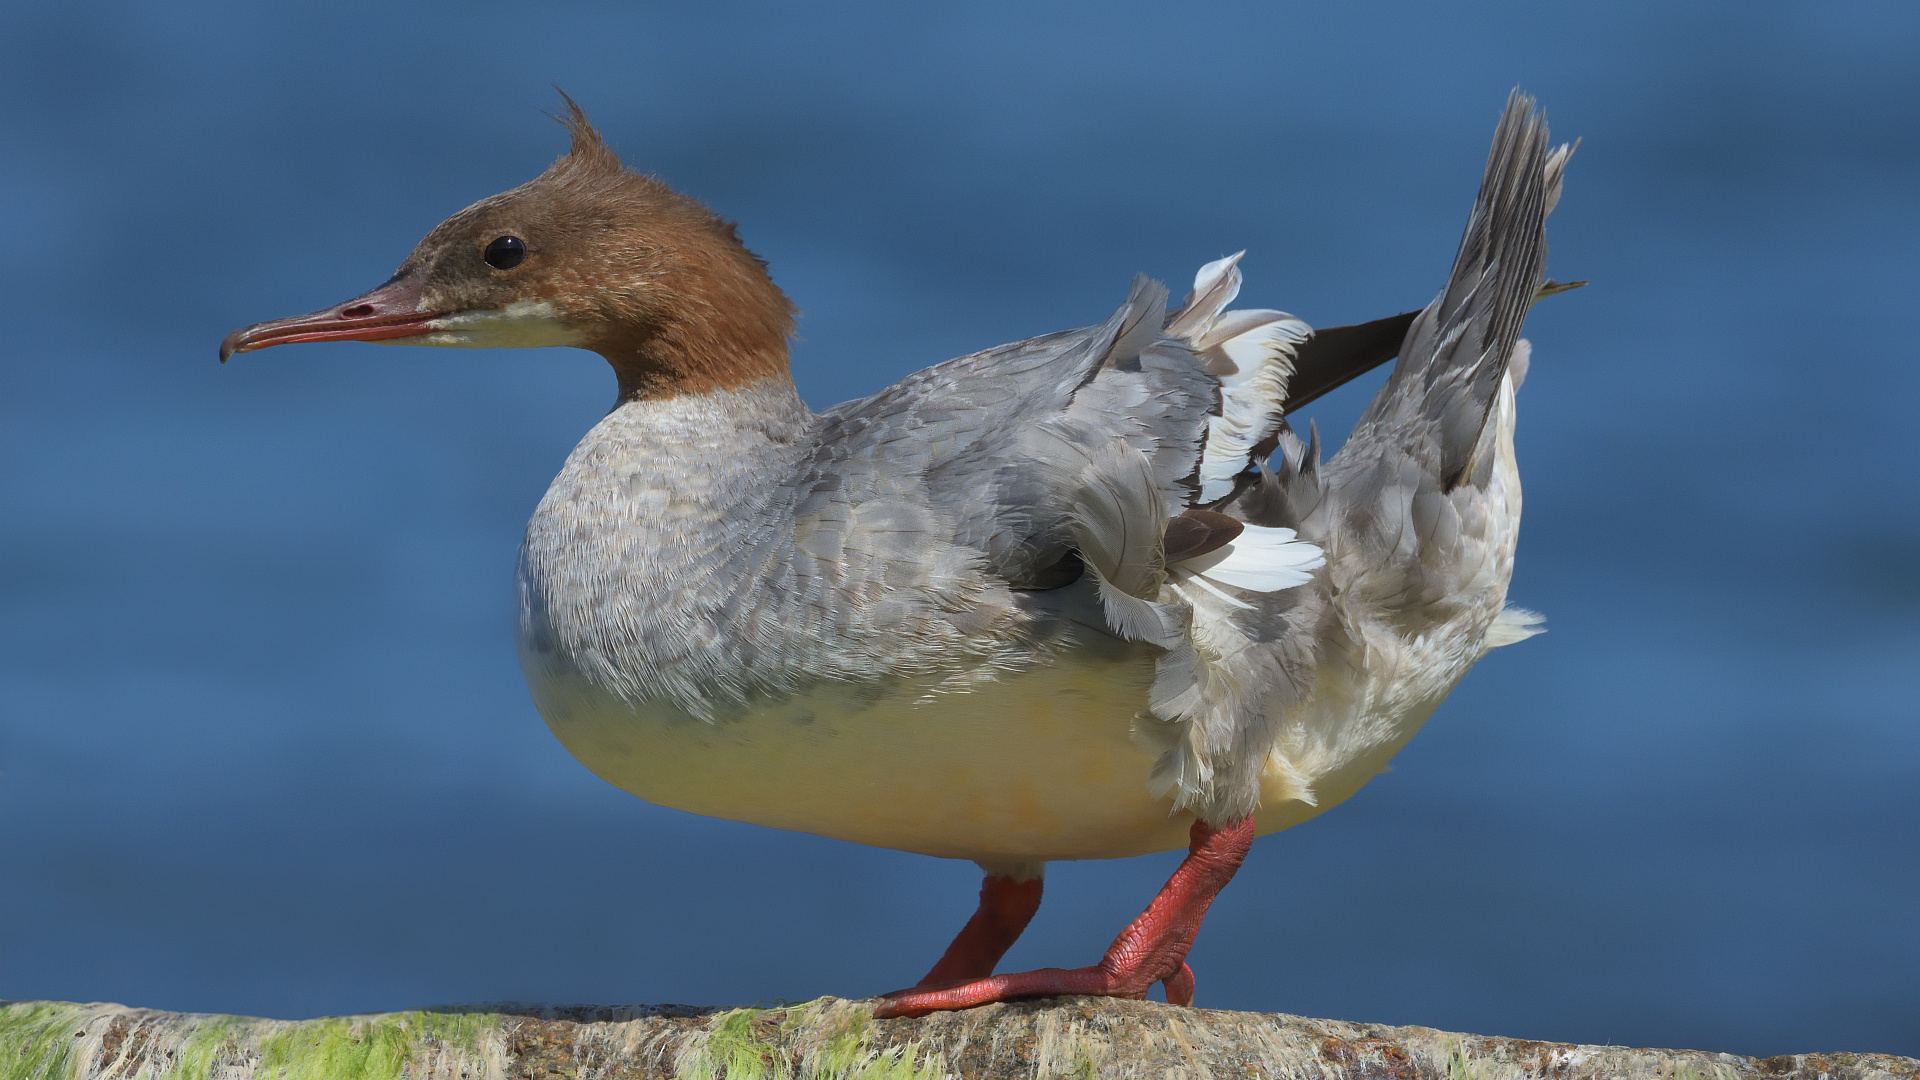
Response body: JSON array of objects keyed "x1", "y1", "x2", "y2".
[
  {"x1": 589, "y1": 224, "x2": 798, "y2": 402},
  {"x1": 604, "y1": 325, "x2": 792, "y2": 403}
]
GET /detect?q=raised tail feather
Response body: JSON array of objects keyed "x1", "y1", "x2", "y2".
[{"x1": 1388, "y1": 89, "x2": 1563, "y2": 490}]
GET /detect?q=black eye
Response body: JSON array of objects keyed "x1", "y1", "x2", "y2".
[{"x1": 483, "y1": 235, "x2": 526, "y2": 270}]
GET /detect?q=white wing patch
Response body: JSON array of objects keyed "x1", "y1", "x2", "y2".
[
  {"x1": 1167, "y1": 253, "x2": 1312, "y2": 502},
  {"x1": 1167, "y1": 524, "x2": 1324, "y2": 609}
]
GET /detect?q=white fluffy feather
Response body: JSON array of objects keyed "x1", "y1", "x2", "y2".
[
  {"x1": 1172, "y1": 524, "x2": 1324, "y2": 593},
  {"x1": 1484, "y1": 605, "x2": 1546, "y2": 648}
]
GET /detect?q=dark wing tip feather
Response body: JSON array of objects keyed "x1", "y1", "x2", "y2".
[
  {"x1": 1282, "y1": 310, "x2": 1422, "y2": 415},
  {"x1": 1162, "y1": 510, "x2": 1244, "y2": 564}
]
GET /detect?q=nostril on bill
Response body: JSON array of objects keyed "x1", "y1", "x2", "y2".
[{"x1": 340, "y1": 304, "x2": 374, "y2": 318}]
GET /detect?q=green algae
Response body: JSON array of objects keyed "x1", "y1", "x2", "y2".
[
  {"x1": 687, "y1": 1008, "x2": 779, "y2": 1080},
  {"x1": 390, "y1": 1009, "x2": 498, "y2": 1055},
  {"x1": 796, "y1": 1006, "x2": 942, "y2": 1080},
  {"x1": 682, "y1": 1003, "x2": 943, "y2": 1080},
  {"x1": 1, "y1": 1003, "x2": 505, "y2": 1080},
  {"x1": 1445, "y1": 1041, "x2": 1479, "y2": 1080},
  {"x1": 255, "y1": 1015, "x2": 412, "y2": 1080},
  {"x1": 169, "y1": 1013, "x2": 262, "y2": 1079},
  {"x1": 253, "y1": 1010, "x2": 501, "y2": 1080},
  {"x1": 1, "y1": 1001, "x2": 98, "y2": 1080},
  {"x1": 6, "y1": 999, "x2": 937, "y2": 1080}
]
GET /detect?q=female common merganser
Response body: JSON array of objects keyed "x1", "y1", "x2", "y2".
[{"x1": 222, "y1": 91, "x2": 1571, "y2": 1017}]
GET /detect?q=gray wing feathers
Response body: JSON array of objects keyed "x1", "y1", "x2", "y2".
[
  {"x1": 1033, "y1": 423, "x2": 1165, "y2": 600},
  {"x1": 1028, "y1": 422, "x2": 1185, "y2": 647},
  {"x1": 1059, "y1": 276, "x2": 1215, "y2": 510},
  {"x1": 812, "y1": 276, "x2": 1213, "y2": 589}
]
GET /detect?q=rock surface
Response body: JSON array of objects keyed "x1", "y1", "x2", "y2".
[{"x1": 4, "y1": 997, "x2": 1915, "y2": 1080}]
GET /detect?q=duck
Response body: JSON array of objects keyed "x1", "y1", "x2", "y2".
[{"x1": 221, "y1": 90, "x2": 1573, "y2": 1018}]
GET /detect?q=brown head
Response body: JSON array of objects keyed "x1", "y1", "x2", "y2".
[{"x1": 220, "y1": 97, "x2": 796, "y2": 401}]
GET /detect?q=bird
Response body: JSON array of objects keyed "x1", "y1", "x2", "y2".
[{"x1": 221, "y1": 90, "x2": 1572, "y2": 1018}]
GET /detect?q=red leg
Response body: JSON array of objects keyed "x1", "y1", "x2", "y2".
[
  {"x1": 915, "y1": 874, "x2": 1045, "y2": 987},
  {"x1": 874, "y1": 816, "x2": 1254, "y2": 1019}
]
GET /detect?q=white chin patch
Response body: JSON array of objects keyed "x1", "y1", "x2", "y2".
[{"x1": 400, "y1": 300, "x2": 585, "y2": 349}]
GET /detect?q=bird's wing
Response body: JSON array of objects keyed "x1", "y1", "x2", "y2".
[
  {"x1": 803, "y1": 275, "x2": 1216, "y2": 592},
  {"x1": 803, "y1": 262, "x2": 1366, "y2": 598},
  {"x1": 744, "y1": 279, "x2": 1200, "y2": 697}
]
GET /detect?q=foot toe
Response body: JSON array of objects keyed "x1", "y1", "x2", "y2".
[
  {"x1": 874, "y1": 965, "x2": 1124, "y2": 1018},
  {"x1": 1161, "y1": 962, "x2": 1195, "y2": 1006}
]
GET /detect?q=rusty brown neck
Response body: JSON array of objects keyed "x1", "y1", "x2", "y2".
[
  {"x1": 592, "y1": 230, "x2": 797, "y2": 402},
  {"x1": 602, "y1": 329, "x2": 791, "y2": 403}
]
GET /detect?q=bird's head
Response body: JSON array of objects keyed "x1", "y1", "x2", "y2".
[{"x1": 220, "y1": 96, "x2": 796, "y2": 401}]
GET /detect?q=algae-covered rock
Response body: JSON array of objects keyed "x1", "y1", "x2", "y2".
[{"x1": 3, "y1": 996, "x2": 1915, "y2": 1080}]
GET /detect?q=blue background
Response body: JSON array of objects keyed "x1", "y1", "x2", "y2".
[{"x1": 2, "y1": 0, "x2": 1916, "y2": 1060}]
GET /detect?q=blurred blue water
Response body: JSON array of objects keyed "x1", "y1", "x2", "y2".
[{"x1": 2, "y1": 0, "x2": 1916, "y2": 1059}]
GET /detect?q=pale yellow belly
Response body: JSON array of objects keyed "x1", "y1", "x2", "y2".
[{"x1": 529, "y1": 649, "x2": 1384, "y2": 863}]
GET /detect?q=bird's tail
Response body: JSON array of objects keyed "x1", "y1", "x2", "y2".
[{"x1": 1365, "y1": 90, "x2": 1569, "y2": 490}]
